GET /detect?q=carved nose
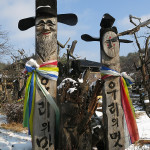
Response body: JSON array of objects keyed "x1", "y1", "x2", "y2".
[{"x1": 44, "y1": 24, "x2": 49, "y2": 30}]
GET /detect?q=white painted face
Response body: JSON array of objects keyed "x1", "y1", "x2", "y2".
[{"x1": 36, "y1": 16, "x2": 56, "y2": 36}]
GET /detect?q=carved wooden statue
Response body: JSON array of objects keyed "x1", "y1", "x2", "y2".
[
  {"x1": 18, "y1": 0, "x2": 77, "y2": 149},
  {"x1": 81, "y1": 13, "x2": 139, "y2": 150}
]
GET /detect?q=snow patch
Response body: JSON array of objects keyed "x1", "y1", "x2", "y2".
[
  {"x1": 95, "y1": 111, "x2": 103, "y2": 117},
  {"x1": 90, "y1": 81, "x2": 96, "y2": 91},
  {"x1": 12, "y1": 141, "x2": 32, "y2": 150},
  {"x1": 98, "y1": 99, "x2": 102, "y2": 104},
  {"x1": 144, "y1": 99, "x2": 149, "y2": 104},
  {"x1": 0, "y1": 128, "x2": 31, "y2": 149},
  {"x1": 0, "y1": 114, "x2": 7, "y2": 125},
  {"x1": 136, "y1": 111, "x2": 150, "y2": 139},
  {"x1": 57, "y1": 83, "x2": 65, "y2": 90},
  {"x1": 69, "y1": 68, "x2": 73, "y2": 73},
  {"x1": 78, "y1": 78, "x2": 83, "y2": 83},
  {"x1": 67, "y1": 87, "x2": 77, "y2": 93},
  {"x1": 78, "y1": 70, "x2": 86, "y2": 83},
  {"x1": 57, "y1": 78, "x2": 77, "y2": 90},
  {"x1": 93, "y1": 125, "x2": 101, "y2": 130}
]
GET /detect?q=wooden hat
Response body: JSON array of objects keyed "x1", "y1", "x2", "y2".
[{"x1": 18, "y1": 5, "x2": 78, "y2": 31}]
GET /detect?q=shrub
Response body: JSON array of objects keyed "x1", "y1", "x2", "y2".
[{"x1": 3, "y1": 103, "x2": 23, "y2": 123}]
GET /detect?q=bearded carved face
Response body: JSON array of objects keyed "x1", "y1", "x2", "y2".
[
  {"x1": 36, "y1": 16, "x2": 56, "y2": 37},
  {"x1": 36, "y1": 16, "x2": 57, "y2": 61}
]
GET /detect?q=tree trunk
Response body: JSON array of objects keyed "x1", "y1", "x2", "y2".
[{"x1": 57, "y1": 70, "x2": 103, "y2": 149}]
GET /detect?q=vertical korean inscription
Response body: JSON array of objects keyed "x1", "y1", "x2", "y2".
[{"x1": 105, "y1": 77, "x2": 124, "y2": 149}]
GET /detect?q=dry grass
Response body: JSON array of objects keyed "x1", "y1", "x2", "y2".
[
  {"x1": 135, "y1": 139, "x2": 150, "y2": 147},
  {"x1": 0, "y1": 122, "x2": 28, "y2": 133},
  {"x1": 135, "y1": 111, "x2": 145, "y2": 119}
]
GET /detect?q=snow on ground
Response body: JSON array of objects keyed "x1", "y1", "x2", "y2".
[
  {"x1": 127, "y1": 111, "x2": 150, "y2": 150},
  {"x1": 126, "y1": 93, "x2": 150, "y2": 150},
  {"x1": 0, "y1": 114, "x2": 32, "y2": 150},
  {"x1": 127, "y1": 113, "x2": 150, "y2": 149},
  {"x1": 0, "y1": 114, "x2": 7, "y2": 125},
  {"x1": 0, "y1": 93, "x2": 150, "y2": 149},
  {"x1": 136, "y1": 111, "x2": 150, "y2": 139}
]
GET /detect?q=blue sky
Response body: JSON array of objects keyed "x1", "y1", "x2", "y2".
[{"x1": 0, "y1": 0, "x2": 150, "y2": 63}]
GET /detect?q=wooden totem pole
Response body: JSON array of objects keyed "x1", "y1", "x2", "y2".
[
  {"x1": 18, "y1": 1, "x2": 77, "y2": 149},
  {"x1": 81, "y1": 13, "x2": 134, "y2": 150},
  {"x1": 99, "y1": 14, "x2": 125, "y2": 150},
  {"x1": 34, "y1": 2, "x2": 57, "y2": 149}
]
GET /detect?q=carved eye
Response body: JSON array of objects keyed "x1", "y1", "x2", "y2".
[
  {"x1": 36, "y1": 22, "x2": 45, "y2": 27},
  {"x1": 46, "y1": 20, "x2": 55, "y2": 27},
  {"x1": 46, "y1": 23, "x2": 54, "y2": 27}
]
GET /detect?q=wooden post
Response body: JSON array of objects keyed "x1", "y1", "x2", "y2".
[
  {"x1": 31, "y1": 1, "x2": 57, "y2": 150},
  {"x1": 81, "y1": 14, "x2": 127, "y2": 149},
  {"x1": 100, "y1": 14, "x2": 125, "y2": 150},
  {"x1": 81, "y1": 14, "x2": 141, "y2": 149},
  {"x1": 18, "y1": 1, "x2": 78, "y2": 149}
]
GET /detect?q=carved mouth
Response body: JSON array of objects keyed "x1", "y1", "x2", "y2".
[{"x1": 42, "y1": 31, "x2": 51, "y2": 35}]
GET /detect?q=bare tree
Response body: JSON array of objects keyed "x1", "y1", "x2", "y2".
[
  {"x1": 0, "y1": 26, "x2": 12, "y2": 58},
  {"x1": 129, "y1": 15, "x2": 150, "y2": 117}
]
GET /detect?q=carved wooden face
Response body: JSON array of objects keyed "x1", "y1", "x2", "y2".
[
  {"x1": 102, "y1": 31, "x2": 119, "y2": 58},
  {"x1": 35, "y1": 16, "x2": 57, "y2": 61},
  {"x1": 36, "y1": 16, "x2": 57, "y2": 37}
]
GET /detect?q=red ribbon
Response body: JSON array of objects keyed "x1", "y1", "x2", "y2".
[
  {"x1": 120, "y1": 77, "x2": 139, "y2": 143},
  {"x1": 39, "y1": 60, "x2": 57, "y2": 67},
  {"x1": 23, "y1": 60, "x2": 57, "y2": 74},
  {"x1": 101, "y1": 75, "x2": 112, "y2": 80}
]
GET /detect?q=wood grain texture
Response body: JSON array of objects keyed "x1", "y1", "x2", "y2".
[
  {"x1": 57, "y1": 71, "x2": 103, "y2": 150},
  {"x1": 100, "y1": 29, "x2": 125, "y2": 150},
  {"x1": 32, "y1": 0, "x2": 57, "y2": 149}
]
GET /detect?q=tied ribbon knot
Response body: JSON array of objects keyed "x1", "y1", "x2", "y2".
[
  {"x1": 23, "y1": 59, "x2": 59, "y2": 137},
  {"x1": 100, "y1": 66, "x2": 139, "y2": 144}
]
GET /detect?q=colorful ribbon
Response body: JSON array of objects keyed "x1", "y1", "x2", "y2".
[
  {"x1": 17, "y1": 97, "x2": 24, "y2": 102},
  {"x1": 120, "y1": 77, "x2": 139, "y2": 143},
  {"x1": 23, "y1": 59, "x2": 59, "y2": 137},
  {"x1": 100, "y1": 66, "x2": 139, "y2": 144}
]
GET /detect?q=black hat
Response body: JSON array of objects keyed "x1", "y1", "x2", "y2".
[
  {"x1": 100, "y1": 13, "x2": 115, "y2": 28},
  {"x1": 18, "y1": 5, "x2": 78, "y2": 31},
  {"x1": 81, "y1": 13, "x2": 133, "y2": 44}
]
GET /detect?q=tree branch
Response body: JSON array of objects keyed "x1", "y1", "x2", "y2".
[{"x1": 145, "y1": 35, "x2": 150, "y2": 61}]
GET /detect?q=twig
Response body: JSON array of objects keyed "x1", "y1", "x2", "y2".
[{"x1": 145, "y1": 35, "x2": 150, "y2": 61}]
